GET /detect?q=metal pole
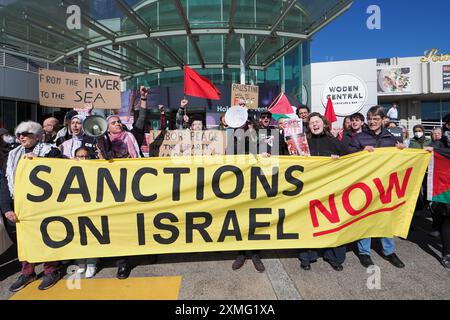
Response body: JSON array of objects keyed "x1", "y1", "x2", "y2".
[
  {"x1": 77, "y1": 52, "x2": 83, "y2": 73},
  {"x1": 240, "y1": 37, "x2": 245, "y2": 84}
]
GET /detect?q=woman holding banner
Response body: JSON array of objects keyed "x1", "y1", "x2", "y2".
[
  {"x1": 1, "y1": 121, "x2": 63, "y2": 291},
  {"x1": 299, "y1": 113, "x2": 348, "y2": 271}
]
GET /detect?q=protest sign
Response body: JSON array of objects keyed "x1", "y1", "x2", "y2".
[
  {"x1": 145, "y1": 130, "x2": 227, "y2": 157},
  {"x1": 231, "y1": 84, "x2": 259, "y2": 109},
  {"x1": 39, "y1": 69, "x2": 121, "y2": 109},
  {"x1": 14, "y1": 149, "x2": 430, "y2": 262}
]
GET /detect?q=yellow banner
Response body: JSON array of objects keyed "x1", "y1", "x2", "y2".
[{"x1": 14, "y1": 148, "x2": 430, "y2": 263}]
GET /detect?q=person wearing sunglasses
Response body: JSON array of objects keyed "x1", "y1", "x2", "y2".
[{"x1": 1, "y1": 121, "x2": 62, "y2": 292}]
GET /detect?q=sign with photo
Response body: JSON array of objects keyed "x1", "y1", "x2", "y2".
[
  {"x1": 377, "y1": 67, "x2": 411, "y2": 93},
  {"x1": 321, "y1": 74, "x2": 368, "y2": 116},
  {"x1": 443, "y1": 65, "x2": 450, "y2": 90},
  {"x1": 283, "y1": 119, "x2": 310, "y2": 156},
  {"x1": 231, "y1": 84, "x2": 259, "y2": 109}
]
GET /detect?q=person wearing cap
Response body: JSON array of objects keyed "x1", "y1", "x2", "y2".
[
  {"x1": 1, "y1": 121, "x2": 62, "y2": 292},
  {"x1": 258, "y1": 111, "x2": 272, "y2": 130},
  {"x1": 59, "y1": 115, "x2": 98, "y2": 159}
]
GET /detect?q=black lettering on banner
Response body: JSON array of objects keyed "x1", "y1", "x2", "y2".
[
  {"x1": 186, "y1": 212, "x2": 213, "y2": 243},
  {"x1": 277, "y1": 209, "x2": 299, "y2": 240},
  {"x1": 96, "y1": 168, "x2": 127, "y2": 202},
  {"x1": 250, "y1": 167, "x2": 279, "y2": 199},
  {"x1": 249, "y1": 208, "x2": 271, "y2": 240},
  {"x1": 212, "y1": 166, "x2": 244, "y2": 199},
  {"x1": 132, "y1": 168, "x2": 157, "y2": 202},
  {"x1": 163, "y1": 168, "x2": 190, "y2": 201},
  {"x1": 283, "y1": 165, "x2": 304, "y2": 196},
  {"x1": 78, "y1": 216, "x2": 110, "y2": 246},
  {"x1": 40, "y1": 216, "x2": 74, "y2": 248},
  {"x1": 217, "y1": 210, "x2": 242, "y2": 242},
  {"x1": 57, "y1": 167, "x2": 91, "y2": 202},
  {"x1": 27, "y1": 165, "x2": 53, "y2": 202},
  {"x1": 196, "y1": 168, "x2": 205, "y2": 200},
  {"x1": 136, "y1": 213, "x2": 146, "y2": 246},
  {"x1": 153, "y1": 213, "x2": 179, "y2": 244}
]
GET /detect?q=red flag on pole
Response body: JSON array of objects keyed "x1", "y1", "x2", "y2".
[
  {"x1": 324, "y1": 95, "x2": 337, "y2": 129},
  {"x1": 184, "y1": 66, "x2": 221, "y2": 100}
]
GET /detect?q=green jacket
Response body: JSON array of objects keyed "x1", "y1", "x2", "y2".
[{"x1": 409, "y1": 137, "x2": 431, "y2": 149}]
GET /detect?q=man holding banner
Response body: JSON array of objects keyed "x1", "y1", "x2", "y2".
[{"x1": 348, "y1": 106, "x2": 408, "y2": 269}]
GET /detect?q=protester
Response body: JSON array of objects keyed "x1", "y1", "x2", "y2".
[
  {"x1": 409, "y1": 125, "x2": 431, "y2": 149},
  {"x1": 387, "y1": 121, "x2": 404, "y2": 143},
  {"x1": 343, "y1": 116, "x2": 351, "y2": 131},
  {"x1": 188, "y1": 114, "x2": 205, "y2": 131},
  {"x1": 218, "y1": 114, "x2": 228, "y2": 130},
  {"x1": 400, "y1": 125, "x2": 410, "y2": 147},
  {"x1": 258, "y1": 111, "x2": 272, "y2": 130},
  {"x1": 59, "y1": 115, "x2": 98, "y2": 159},
  {"x1": 1, "y1": 121, "x2": 62, "y2": 291},
  {"x1": 55, "y1": 110, "x2": 78, "y2": 146},
  {"x1": 176, "y1": 98, "x2": 190, "y2": 129},
  {"x1": 348, "y1": 106, "x2": 406, "y2": 269},
  {"x1": 296, "y1": 105, "x2": 310, "y2": 131},
  {"x1": 42, "y1": 117, "x2": 60, "y2": 144},
  {"x1": 340, "y1": 113, "x2": 365, "y2": 148},
  {"x1": 103, "y1": 115, "x2": 141, "y2": 159},
  {"x1": 299, "y1": 113, "x2": 347, "y2": 271},
  {"x1": 431, "y1": 127, "x2": 442, "y2": 143},
  {"x1": 71, "y1": 146, "x2": 99, "y2": 278}
]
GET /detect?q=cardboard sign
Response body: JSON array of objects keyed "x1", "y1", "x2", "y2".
[
  {"x1": 145, "y1": 130, "x2": 227, "y2": 157},
  {"x1": 231, "y1": 84, "x2": 259, "y2": 109},
  {"x1": 39, "y1": 69, "x2": 121, "y2": 109}
]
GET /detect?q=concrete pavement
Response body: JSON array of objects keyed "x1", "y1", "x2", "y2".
[{"x1": 1, "y1": 214, "x2": 449, "y2": 300}]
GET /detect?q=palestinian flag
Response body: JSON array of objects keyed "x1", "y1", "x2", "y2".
[
  {"x1": 268, "y1": 92, "x2": 300, "y2": 121},
  {"x1": 427, "y1": 149, "x2": 450, "y2": 204}
]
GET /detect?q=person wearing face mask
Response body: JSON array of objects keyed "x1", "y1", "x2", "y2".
[{"x1": 409, "y1": 125, "x2": 431, "y2": 149}]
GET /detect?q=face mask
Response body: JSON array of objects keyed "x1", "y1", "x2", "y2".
[
  {"x1": 3, "y1": 135, "x2": 15, "y2": 144},
  {"x1": 414, "y1": 132, "x2": 424, "y2": 139}
]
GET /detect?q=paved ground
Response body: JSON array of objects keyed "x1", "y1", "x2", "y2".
[{"x1": 1, "y1": 212, "x2": 449, "y2": 300}]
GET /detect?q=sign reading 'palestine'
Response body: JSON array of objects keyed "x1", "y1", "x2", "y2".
[
  {"x1": 443, "y1": 65, "x2": 450, "y2": 90},
  {"x1": 321, "y1": 74, "x2": 368, "y2": 116}
]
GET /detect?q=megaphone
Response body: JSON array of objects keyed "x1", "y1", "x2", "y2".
[{"x1": 83, "y1": 115, "x2": 108, "y2": 138}]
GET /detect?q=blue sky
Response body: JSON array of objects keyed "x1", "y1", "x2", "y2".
[{"x1": 311, "y1": 0, "x2": 450, "y2": 62}]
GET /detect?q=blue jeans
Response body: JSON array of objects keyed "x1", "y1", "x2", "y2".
[{"x1": 357, "y1": 238, "x2": 395, "y2": 256}]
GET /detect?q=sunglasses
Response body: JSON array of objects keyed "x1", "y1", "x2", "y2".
[
  {"x1": 261, "y1": 116, "x2": 271, "y2": 119},
  {"x1": 110, "y1": 120, "x2": 122, "y2": 125},
  {"x1": 16, "y1": 132, "x2": 33, "y2": 138}
]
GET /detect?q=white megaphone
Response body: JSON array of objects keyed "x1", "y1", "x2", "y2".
[{"x1": 83, "y1": 115, "x2": 108, "y2": 138}]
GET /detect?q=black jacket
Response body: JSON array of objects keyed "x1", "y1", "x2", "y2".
[
  {"x1": 348, "y1": 128, "x2": 398, "y2": 153},
  {"x1": 307, "y1": 134, "x2": 348, "y2": 157}
]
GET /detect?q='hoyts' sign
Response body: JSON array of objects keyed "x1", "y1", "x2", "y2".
[{"x1": 322, "y1": 74, "x2": 368, "y2": 116}]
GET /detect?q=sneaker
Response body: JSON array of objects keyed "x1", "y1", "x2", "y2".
[
  {"x1": 38, "y1": 271, "x2": 61, "y2": 290},
  {"x1": 77, "y1": 264, "x2": 86, "y2": 273},
  {"x1": 9, "y1": 273, "x2": 37, "y2": 292},
  {"x1": 85, "y1": 265, "x2": 97, "y2": 278},
  {"x1": 442, "y1": 255, "x2": 450, "y2": 270},
  {"x1": 383, "y1": 253, "x2": 405, "y2": 268},
  {"x1": 232, "y1": 255, "x2": 246, "y2": 270},
  {"x1": 251, "y1": 255, "x2": 265, "y2": 272}
]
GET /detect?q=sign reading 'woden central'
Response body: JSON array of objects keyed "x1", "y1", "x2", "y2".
[{"x1": 321, "y1": 74, "x2": 368, "y2": 116}]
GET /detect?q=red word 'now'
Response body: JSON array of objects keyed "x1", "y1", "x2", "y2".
[{"x1": 309, "y1": 168, "x2": 413, "y2": 229}]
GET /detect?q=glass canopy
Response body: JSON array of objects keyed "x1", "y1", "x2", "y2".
[{"x1": 0, "y1": 0, "x2": 352, "y2": 79}]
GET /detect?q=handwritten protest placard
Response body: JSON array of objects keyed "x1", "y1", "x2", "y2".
[{"x1": 39, "y1": 69, "x2": 121, "y2": 109}]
